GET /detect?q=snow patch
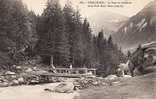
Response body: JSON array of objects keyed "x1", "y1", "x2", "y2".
[
  {"x1": 150, "y1": 17, "x2": 156, "y2": 25},
  {"x1": 130, "y1": 22, "x2": 133, "y2": 28},
  {"x1": 136, "y1": 18, "x2": 146, "y2": 28},
  {"x1": 139, "y1": 22, "x2": 147, "y2": 31},
  {"x1": 124, "y1": 27, "x2": 127, "y2": 34}
]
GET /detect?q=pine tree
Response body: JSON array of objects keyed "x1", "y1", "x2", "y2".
[
  {"x1": 82, "y1": 18, "x2": 93, "y2": 68},
  {"x1": 25, "y1": 11, "x2": 38, "y2": 58},
  {"x1": 63, "y1": 2, "x2": 75, "y2": 66},
  {"x1": 107, "y1": 35, "x2": 114, "y2": 49},
  {"x1": 127, "y1": 50, "x2": 131, "y2": 58},
  {"x1": 97, "y1": 30, "x2": 105, "y2": 64},
  {"x1": 36, "y1": 0, "x2": 70, "y2": 67},
  {"x1": 92, "y1": 36, "x2": 100, "y2": 65},
  {"x1": 0, "y1": 0, "x2": 37, "y2": 64},
  {"x1": 72, "y1": 10, "x2": 85, "y2": 67}
]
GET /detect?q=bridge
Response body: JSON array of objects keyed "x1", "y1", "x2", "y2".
[{"x1": 28, "y1": 68, "x2": 96, "y2": 83}]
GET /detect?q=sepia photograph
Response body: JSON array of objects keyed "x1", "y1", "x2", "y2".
[{"x1": 0, "y1": 0, "x2": 156, "y2": 99}]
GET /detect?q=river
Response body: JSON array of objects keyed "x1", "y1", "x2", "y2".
[{"x1": 0, "y1": 83, "x2": 79, "y2": 99}]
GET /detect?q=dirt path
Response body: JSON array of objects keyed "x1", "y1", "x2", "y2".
[
  {"x1": 75, "y1": 73, "x2": 156, "y2": 99},
  {"x1": 0, "y1": 83, "x2": 79, "y2": 99}
]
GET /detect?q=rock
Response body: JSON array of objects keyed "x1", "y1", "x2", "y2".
[
  {"x1": 44, "y1": 88, "x2": 53, "y2": 92},
  {"x1": 33, "y1": 67, "x2": 37, "y2": 70},
  {"x1": 87, "y1": 71, "x2": 93, "y2": 75},
  {"x1": 0, "y1": 82, "x2": 9, "y2": 87},
  {"x1": 133, "y1": 68, "x2": 142, "y2": 76},
  {"x1": 16, "y1": 66, "x2": 22, "y2": 69},
  {"x1": 73, "y1": 81, "x2": 80, "y2": 86},
  {"x1": 111, "y1": 81, "x2": 121, "y2": 86},
  {"x1": 11, "y1": 75, "x2": 16, "y2": 78},
  {"x1": 117, "y1": 68, "x2": 123, "y2": 77},
  {"x1": 5, "y1": 71, "x2": 16, "y2": 75},
  {"x1": 25, "y1": 68, "x2": 33, "y2": 72},
  {"x1": 102, "y1": 82, "x2": 108, "y2": 86},
  {"x1": 123, "y1": 75, "x2": 132, "y2": 78},
  {"x1": 92, "y1": 81, "x2": 98, "y2": 86},
  {"x1": 18, "y1": 77, "x2": 24, "y2": 84},
  {"x1": 73, "y1": 86, "x2": 79, "y2": 91},
  {"x1": 11, "y1": 80, "x2": 19, "y2": 86},
  {"x1": 29, "y1": 80, "x2": 39, "y2": 85},
  {"x1": 105, "y1": 75, "x2": 118, "y2": 81},
  {"x1": 54, "y1": 82, "x2": 74, "y2": 93}
]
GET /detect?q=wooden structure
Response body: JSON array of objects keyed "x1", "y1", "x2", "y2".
[
  {"x1": 28, "y1": 68, "x2": 96, "y2": 84},
  {"x1": 53, "y1": 68, "x2": 96, "y2": 75}
]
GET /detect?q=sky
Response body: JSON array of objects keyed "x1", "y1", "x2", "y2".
[{"x1": 22, "y1": 0, "x2": 153, "y2": 17}]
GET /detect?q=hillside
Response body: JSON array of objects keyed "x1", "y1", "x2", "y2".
[
  {"x1": 75, "y1": 70, "x2": 156, "y2": 99},
  {"x1": 113, "y1": 0, "x2": 156, "y2": 51}
]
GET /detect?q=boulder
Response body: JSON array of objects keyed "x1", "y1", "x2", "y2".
[
  {"x1": 16, "y1": 66, "x2": 22, "y2": 69},
  {"x1": 44, "y1": 88, "x2": 53, "y2": 92},
  {"x1": 25, "y1": 68, "x2": 33, "y2": 72},
  {"x1": 105, "y1": 75, "x2": 118, "y2": 81},
  {"x1": 11, "y1": 80, "x2": 19, "y2": 86},
  {"x1": 123, "y1": 75, "x2": 132, "y2": 78},
  {"x1": 5, "y1": 71, "x2": 16, "y2": 75},
  {"x1": 0, "y1": 82, "x2": 9, "y2": 87},
  {"x1": 18, "y1": 77, "x2": 24, "y2": 84},
  {"x1": 111, "y1": 81, "x2": 121, "y2": 86},
  {"x1": 92, "y1": 81, "x2": 98, "y2": 86},
  {"x1": 54, "y1": 82, "x2": 74, "y2": 93}
]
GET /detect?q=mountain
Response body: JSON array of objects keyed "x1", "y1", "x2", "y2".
[
  {"x1": 113, "y1": 0, "x2": 156, "y2": 51},
  {"x1": 87, "y1": 11, "x2": 128, "y2": 36}
]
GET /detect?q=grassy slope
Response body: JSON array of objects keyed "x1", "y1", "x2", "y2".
[{"x1": 75, "y1": 70, "x2": 156, "y2": 99}]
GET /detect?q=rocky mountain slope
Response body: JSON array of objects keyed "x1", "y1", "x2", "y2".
[{"x1": 113, "y1": 0, "x2": 156, "y2": 50}]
